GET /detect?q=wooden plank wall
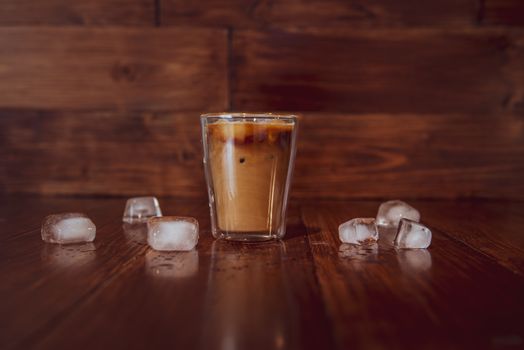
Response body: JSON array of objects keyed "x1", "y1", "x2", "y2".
[{"x1": 0, "y1": 0, "x2": 523, "y2": 199}]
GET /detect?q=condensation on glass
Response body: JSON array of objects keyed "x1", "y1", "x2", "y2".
[{"x1": 201, "y1": 113, "x2": 298, "y2": 242}]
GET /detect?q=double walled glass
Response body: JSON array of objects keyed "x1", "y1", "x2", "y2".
[{"x1": 201, "y1": 113, "x2": 298, "y2": 242}]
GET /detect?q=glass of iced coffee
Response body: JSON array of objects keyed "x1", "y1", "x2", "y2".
[{"x1": 201, "y1": 113, "x2": 298, "y2": 242}]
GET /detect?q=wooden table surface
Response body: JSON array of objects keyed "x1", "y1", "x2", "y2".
[{"x1": 1, "y1": 196, "x2": 523, "y2": 349}]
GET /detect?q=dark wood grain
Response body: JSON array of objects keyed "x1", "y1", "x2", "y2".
[
  {"x1": 232, "y1": 29, "x2": 512, "y2": 114},
  {"x1": 0, "y1": 0, "x2": 155, "y2": 25},
  {"x1": 0, "y1": 196, "x2": 121, "y2": 241},
  {"x1": 0, "y1": 111, "x2": 206, "y2": 197},
  {"x1": 0, "y1": 198, "x2": 335, "y2": 349},
  {"x1": 415, "y1": 200, "x2": 524, "y2": 276},
  {"x1": 482, "y1": 0, "x2": 524, "y2": 26},
  {"x1": 0, "y1": 27, "x2": 228, "y2": 111},
  {"x1": 507, "y1": 34, "x2": 524, "y2": 114},
  {"x1": 301, "y1": 201, "x2": 524, "y2": 349},
  {"x1": 2, "y1": 111, "x2": 523, "y2": 199},
  {"x1": 0, "y1": 0, "x2": 522, "y2": 203},
  {"x1": 0, "y1": 197, "x2": 523, "y2": 349},
  {"x1": 161, "y1": 0, "x2": 476, "y2": 28},
  {"x1": 0, "y1": 198, "x2": 144, "y2": 349},
  {"x1": 30, "y1": 203, "x2": 335, "y2": 349},
  {"x1": 293, "y1": 113, "x2": 524, "y2": 199}
]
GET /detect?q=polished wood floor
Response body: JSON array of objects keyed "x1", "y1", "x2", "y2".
[{"x1": 0, "y1": 196, "x2": 523, "y2": 349}]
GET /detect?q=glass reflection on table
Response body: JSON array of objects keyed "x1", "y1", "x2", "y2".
[{"x1": 199, "y1": 240, "x2": 295, "y2": 350}]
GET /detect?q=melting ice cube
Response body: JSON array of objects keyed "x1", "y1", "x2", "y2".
[
  {"x1": 394, "y1": 219, "x2": 432, "y2": 249},
  {"x1": 147, "y1": 216, "x2": 199, "y2": 251},
  {"x1": 122, "y1": 196, "x2": 162, "y2": 223},
  {"x1": 41, "y1": 213, "x2": 96, "y2": 244},
  {"x1": 376, "y1": 200, "x2": 420, "y2": 228},
  {"x1": 338, "y1": 218, "x2": 378, "y2": 245}
]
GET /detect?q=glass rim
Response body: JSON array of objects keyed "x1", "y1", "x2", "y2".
[{"x1": 200, "y1": 112, "x2": 298, "y2": 121}]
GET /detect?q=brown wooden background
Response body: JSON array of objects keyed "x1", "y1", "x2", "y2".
[{"x1": 0, "y1": 0, "x2": 523, "y2": 199}]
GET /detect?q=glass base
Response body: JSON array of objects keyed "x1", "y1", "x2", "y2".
[{"x1": 216, "y1": 231, "x2": 280, "y2": 242}]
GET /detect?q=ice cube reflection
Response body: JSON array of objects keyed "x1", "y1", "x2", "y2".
[
  {"x1": 145, "y1": 249, "x2": 199, "y2": 279},
  {"x1": 397, "y1": 249, "x2": 433, "y2": 272},
  {"x1": 41, "y1": 243, "x2": 96, "y2": 269},
  {"x1": 338, "y1": 242, "x2": 380, "y2": 271}
]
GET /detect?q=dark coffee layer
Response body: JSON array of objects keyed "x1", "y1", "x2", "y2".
[{"x1": 207, "y1": 121, "x2": 293, "y2": 146}]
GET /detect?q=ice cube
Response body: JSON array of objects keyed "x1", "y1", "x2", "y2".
[
  {"x1": 338, "y1": 218, "x2": 378, "y2": 245},
  {"x1": 147, "y1": 216, "x2": 199, "y2": 251},
  {"x1": 122, "y1": 196, "x2": 162, "y2": 223},
  {"x1": 376, "y1": 200, "x2": 420, "y2": 228},
  {"x1": 394, "y1": 219, "x2": 432, "y2": 249},
  {"x1": 41, "y1": 213, "x2": 96, "y2": 244}
]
